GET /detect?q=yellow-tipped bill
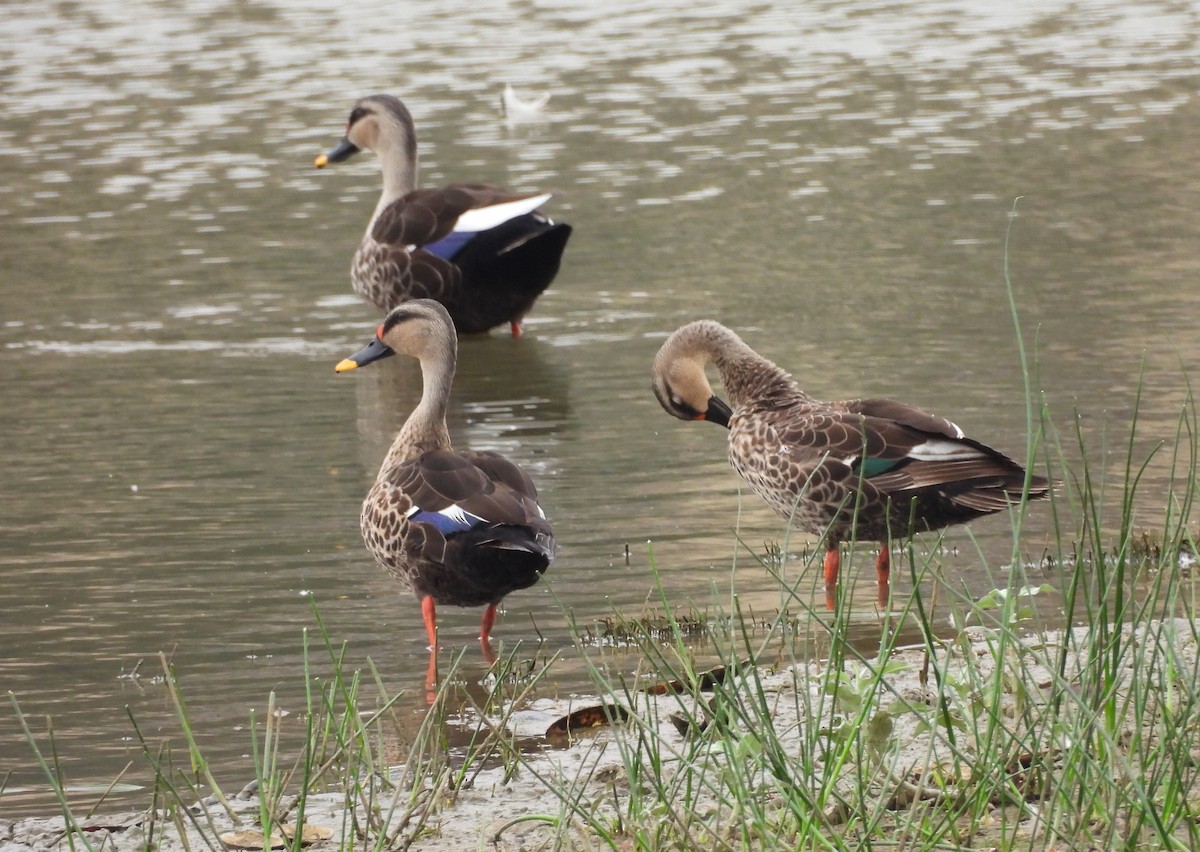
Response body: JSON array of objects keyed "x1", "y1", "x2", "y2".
[
  {"x1": 335, "y1": 334, "x2": 395, "y2": 373},
  {"x1": 314, "y1": 137, "x2": 360, "y2": 169}
]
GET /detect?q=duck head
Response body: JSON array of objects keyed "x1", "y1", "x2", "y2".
[
  {"x1": 336, "y1": 300, "x2": 457, "y2": 373},
  {"x1": 652, "y1": 339, "x2": 733, "y2": 428},
  {"x1": 314, "y1": 94, "x2": 418, "y2": 170}
]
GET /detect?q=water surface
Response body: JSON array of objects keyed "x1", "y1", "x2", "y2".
[{"x1": 2, "y1": 0, "x2": 1199, "y2": 816}]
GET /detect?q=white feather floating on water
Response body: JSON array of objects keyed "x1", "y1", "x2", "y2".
[{"x1": 502, "y1": 83, "x2": 551, "y2": 124}]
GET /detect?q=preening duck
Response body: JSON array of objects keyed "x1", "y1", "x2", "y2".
[
  {"x1": 336, "y1": 300, "x2": 555, "y2": 656},
  {"x1": 316, "y1": 94, "x2": 572, "y2": 336},
  {"x1": 652, "y1": 320, "x2": 1049, "y2": 609}
]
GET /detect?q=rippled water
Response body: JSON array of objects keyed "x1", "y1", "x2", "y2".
[{"x1": 2, "y1": 0, "x2": 1199, "y2": 817}]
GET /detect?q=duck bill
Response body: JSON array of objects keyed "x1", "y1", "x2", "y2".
[
  {"x1": 314, "y1": 137, "x2": 361, "y2": 168},
  {"x1": 702, "y1": 396, "x2": 733, "y2": 428},
  {"x1": 335, "y1": 337, "x2": 395, "y2": 372}
]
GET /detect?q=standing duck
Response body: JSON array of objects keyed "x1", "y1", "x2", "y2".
[
  {"x1": 315, "y1": 94, "x2": 572, "y2": 336},
  {"x1": 652, "y1": 320, "x2": 1049, "y2": 609},
  {"x1": 336, "y1": 300, "x2": 555, "y2": 659}
]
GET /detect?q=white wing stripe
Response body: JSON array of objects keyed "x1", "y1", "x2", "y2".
[
  {"x1": 454, "y1": 193, "x2": 553, "y2": 233},
  {"x1": 405, "y1": 503, "x2": 487, "y2": 525},
  {"x1": 908, "y1": 439, "x2": 981, "y2": 461}
]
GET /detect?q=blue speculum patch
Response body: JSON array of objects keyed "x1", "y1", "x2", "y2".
[
  {"x1": 423, "y1": 230, "x2": 474, "y2": 261},
  {"x1": 411, "y1": 507, "x2": 485, "y2": 535}
]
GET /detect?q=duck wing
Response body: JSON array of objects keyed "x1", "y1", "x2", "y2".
[
  {"x1": 771, "y1": 407, "x2": 1043, "y2": 508},
  {"x1": 459, "y1": 449, "x2": 542, "y2": 503},
  {"x1": 839, "y1": 397, "x2": 964, "y2": 440},
  {"x1": 365, "y1": 187, "x2": 564, "y2": 331},
  {"x1": 371, "y1": 186, "x2": 554, "y2": 256},
  {"x1": 392, "y1": 450, "x2": 544, "y2": 527},
  {"x1": 396, "y1": 449, "x2": 554, "y2": 599}
]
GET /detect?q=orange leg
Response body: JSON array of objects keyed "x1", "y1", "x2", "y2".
[
  {"x1": 509, "y1": 321, "x2": 524, "y2": 337},
  {"x1": 479, "y1": 604, "x2": 499, "y2": 664},
  {"x1": 823, "y1": 547, "x2": 840, "y2": 610},
  {"x1": 421, "y1": 595, "x2": 438, "y2": 650},
  {"x1": 876, "y1": 548, "x2": 891, "y2": 608},
  {"x1": 480, "y1": 603, "x2": 498, "y2": 642}
]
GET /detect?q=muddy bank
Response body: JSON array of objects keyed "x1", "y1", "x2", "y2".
[{"x1": 5, "y1": 618, "x2": 1197, "y2": 850}]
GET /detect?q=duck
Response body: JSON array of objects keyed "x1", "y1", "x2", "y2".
[
  {"x1": 652, "y1": 320, "x2": 1050, "y2": 609},
  {"x1": 315, "y1": 94, "x2": 572, "y2": 336},
  {"x1": 336, "y1": 299, "x2": 555, "y2": 659}
]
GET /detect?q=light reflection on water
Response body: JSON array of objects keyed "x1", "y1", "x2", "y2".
[{"x1": 2, "y1": 0, "x2": 1199, "y2": 817}]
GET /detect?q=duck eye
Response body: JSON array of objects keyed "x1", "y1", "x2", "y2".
[
  {"x1": 348, "y1": 106, "x2": 369, "y2": 125},
  {"x1": 670, "y1": 394, "x2": 700, "y2": 418}
]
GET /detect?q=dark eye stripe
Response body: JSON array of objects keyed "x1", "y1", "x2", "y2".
[
  {"x1": 348, "y1": 106, "x2": 371, "y2": 125},
  {"x1": 381, "y1": 308, "x2": 418, "y2": 335}
]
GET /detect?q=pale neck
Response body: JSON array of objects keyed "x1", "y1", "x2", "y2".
[
  {"x1": 369, "y1": 142, "x2": 418, "y2": 227},
  {"x1": 699, "y1": 327, "x2": 809, "y2": 410},
  {"x1": 377, "y1": 348, "x2": 455, "y2": 477}
]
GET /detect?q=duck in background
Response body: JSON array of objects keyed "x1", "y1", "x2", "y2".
[
  {"x1": 652, "y1": 320, "x2": 1049, "y2": 610},
  {"x1": 316, "y1": 94, "x2": 572, "y2": 336}
]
